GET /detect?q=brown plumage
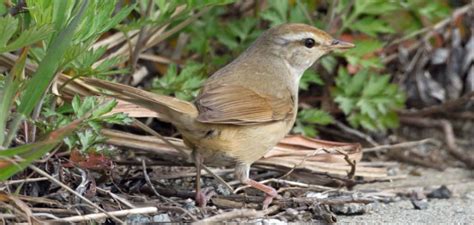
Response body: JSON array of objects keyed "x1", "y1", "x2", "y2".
[{"x1": 83, "y1": 23, "x2": 354, "y2": 209}]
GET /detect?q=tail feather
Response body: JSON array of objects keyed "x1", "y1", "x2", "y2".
[{"x1": 82, "y1": 78, "x2": 198, "y2": 123}]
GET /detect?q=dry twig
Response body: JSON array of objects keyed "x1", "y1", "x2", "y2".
[
  {"x1": 363, "y1": 138, "x2": 441, "y2": 153},
  {"x1": 400, "y1": 91, "x2": 474, "y2": 117},
  {"x1": 400, "y1": 117, "x2": 474, "y2": 168},
  {"x1": 193, "y1": 205, "x2": 280, "y2": 225},
  {"x1": 51, "y1": 207, "x2": 157, "y2": 223},
  {"x1": 27, "y1": 165, "x2": 124, "y2": 224}
]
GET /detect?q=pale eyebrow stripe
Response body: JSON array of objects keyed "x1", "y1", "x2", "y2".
[{"x1": 280, "y1": 32, "x2": 315, "y2": 42}]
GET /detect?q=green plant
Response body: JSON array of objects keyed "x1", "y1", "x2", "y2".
[
  {"x1": 0, "y1": 96, "x2": 129, "y2": 180},
  {"x1": 151, "y1": 62, "x2": 207, "y2": 101},
  {"x1": 0, "y1": 0, "x2": 242, "y2": 180},
  {"x1": 294, "y1": 109, "x2": 334, "y2": 136},
  {"x1": 41, "y1": 96, "x2": 131, "y2": 152},
  {"x1": 0, "y1": 0, "x2": 133, "y2": 180},
  {"x1": 332, "y1": 68, "x2": 405, "y2": 131}
]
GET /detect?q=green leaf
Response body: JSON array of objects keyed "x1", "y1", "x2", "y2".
[
  {"x1": 77, "y1": 96, "x2": 96, "y2": 118},
  {"x1": 299, "y1": 70, "x2": 323, "y2": 90},
  {"x1": 298, "y1": 109, "x2": 334, "y2": 125},
  {"x1": 0, "y1": 2, "x2": 7, "y2": 15},
  {"x1": 0, "y1": 120, "x2": 81, "y2": 180},
  {"x1": 71, "y1": 95, "x2": 81, "y2": 115},
  {"x1": 18, "y1": 0, "x2": 89, "y2": 117},
  {"x1": 351, "y1": 17, "x2": 394, "y2": 37},
  {"x1": 92, "y1": 99, "x2": 117, "y2": 118},
  {"x1": 357, "y1": 98, "x2": 378, "y2": 119},
  {"x1": 345, "y1": 69, "x2": 368, "y2": 96},
  {"x1": 344, "y1": 39, "x2": 384, "y2": 57},
  {"x1": 362, "y1": 1, "x2": 400, "y2": 15},
  {"x1": 362, "y1": 74, "x2": 391, "y2": 97},
  {"x1": 101, "y1": 113, "x2": 132, "y2": 125},
  {"x1": 334, "y1": 96, "x2": 355, "y2": 115},
  {"x1": 261, "y1": 0, "x2": 288, "y2": 26},
  {"x1": 293, "y1": 121, "x2": 317, "y2": 137},
  {"x1": 0, "y1": 49, "x2": 28, "y2": 145},
  {"x1": 0, "y1": 16, "x2": 18, "y2": 49}
]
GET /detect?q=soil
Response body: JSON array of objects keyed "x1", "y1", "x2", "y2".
[{"x1": 338, "y1": 167, "x2": 474, "y2": 224}]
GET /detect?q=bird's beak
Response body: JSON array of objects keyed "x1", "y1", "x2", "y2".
[{"x1": 330, "y1": 39, "x2": 355, "y2": 50}]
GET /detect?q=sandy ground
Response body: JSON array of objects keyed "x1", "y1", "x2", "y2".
[{"x1": 338, "y1": 167, "x2": 474, "y2": 224}]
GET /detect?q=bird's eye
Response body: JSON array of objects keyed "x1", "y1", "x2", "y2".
[{"x1": 304, "y1": 38, "x2": 316, "y2": 48}]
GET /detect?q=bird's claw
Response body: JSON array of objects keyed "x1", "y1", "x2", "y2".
[{"x1": 195, "y1": 187, "x2": 216, "y2": 207}]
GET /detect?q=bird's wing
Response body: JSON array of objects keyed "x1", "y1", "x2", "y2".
[{"x1": 195, "y1": 84, "x2": 294, "y2": 125}]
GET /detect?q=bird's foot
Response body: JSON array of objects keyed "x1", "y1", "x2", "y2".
[
  {"x1": 262, "y1": 186, "x2": 281, "y2": 209},
  {"x1": 244, "y1": 179, "x2": 281, "y2": 209},
  {"x1": 195, "y1": 187, "x2": 216, "y2": 207}
]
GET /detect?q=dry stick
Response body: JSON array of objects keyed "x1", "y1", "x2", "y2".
[
  {"x1": 363, "y1": 138, "x2": 441, "y2": 153},
  {"x1": 0, "y1": 202, "x2": 29, "y2": 220},
  {"x1": 278, "y1": 147, "x2": 325, "y2": 180},
  {"x1": 31, "y1": 208, "x2": 77, "y2": 215},
  {"x1": 193, "y1": 205, "x2": 280, "y2": 225},
  {"x1": 333, "y1": 120, "x2": 378, "y2": 147},
  {"x1": 388, "y1": 150, "x2": 446, "y2": 170},
  {"x1": 400, "y1": 117, "x2": 474, "y2": 169},
  {"x1": 96, "y1": 187, "x2": 135, "y2": 209},
  {"x1": 400, "y1": 91, "x2": 474, "y2": 117},
  {"x1": 141, "y1": 159, "x2": 173, "y2": 203},
  {"x1": 233, "y1": 178, "x2": 335, "y2": 194},
  {"x1": 144, "y1": 7, "x2": 211, "y2": 50},
  {"x1": 335, "y1": 149, "x2": 356, "y2": 180},
  {"x1": 52, "y1": 207, "x2": 158, "y2": 223},
  {"x1": 1, "y1": 177, "x2": 49, "y2": 186},
  {"x1": 325, "y1": 0, "x2": 339, "y2": 31},
  {"x1": 27, "y1": 165, "x2": 125, "y2": 224},
  {"x1": 132, "y1": 119, "x2": 234, "y2": 193},
  {"x1": 129, "y1": 0, "x2": 154, "y2": 73}
]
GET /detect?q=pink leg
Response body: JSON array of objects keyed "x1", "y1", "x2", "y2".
[
  {"x1": 244, "y1": 179, "x2": 278, "y2": 209},
  {"x1": 193, "y1": 151, "x2": 214, "y2": 207},
  {"x1": 235, "y1": 163, "x2": 279, "y2": 209}
]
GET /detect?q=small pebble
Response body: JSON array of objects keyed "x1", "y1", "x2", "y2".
[
  {"x1": 183, "y1": 198, "x2": 196, "y2": 210},
  {"x1": 306, "y1": 192, "x2": 328, "y2": 198},
  {"x1": 331, "y1": 203, "x2": 372, "y2": 215},
  {"x1": 411, "y1": 199, "x2": 429, "y2": 210},
  {"x1": 126, "y1": 215, "x2": 151, "y2": 225},
  {"x1": 427, "y1": 185, "x2": 452, "y2": 199},
  {"x1": 285, "y1": 208, "x2": 299, "y2": 219},
  {"x1": 464, "y1": 191, "x2": 474, "y2": 200},
  {"x1": 153, "y1": 213, "x2": 171, "y2": 223}
]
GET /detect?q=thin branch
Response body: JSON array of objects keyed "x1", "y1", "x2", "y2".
[
  {"x1": 141, "y1": 159, "x2": 173, "y2": 203},
  {"x1": 51, "y1": 207, "x2": 157, "y2": 223},
  {"x1": 400, "y1": 117, "x2": 474, "y2": 168},
  {"x1": 193, "y1": 205, "x2": 280, "y2": 225},
  {"x1": 27, "y1": 165, "x2": 124, "y2": 224},
  {"x1": 364, "y1": 138, "x2": 441, "y2": 153},
  {"x1": 400, "y1": 91, "x2": 474, "y2": 117},
  {"x1": 334, "y1": 120, "x2": 378, "y2": 146}
]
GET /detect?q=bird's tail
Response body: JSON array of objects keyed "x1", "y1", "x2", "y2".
[{"x1": 82, "y1": 78, "x2": 199, "y2": 125}]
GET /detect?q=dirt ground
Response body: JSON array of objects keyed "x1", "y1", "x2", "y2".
[{"x1": 338, "y1": 167, "x2": 474, "y2": 224}]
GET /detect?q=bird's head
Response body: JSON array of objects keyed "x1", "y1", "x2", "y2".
[{"x1": 257, "y1": 23, "x2": 354, "y2": 77}]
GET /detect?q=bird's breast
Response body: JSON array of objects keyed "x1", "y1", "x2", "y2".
[{"x1": 180, "y1": 119, "x2": 294, "y2": 167}]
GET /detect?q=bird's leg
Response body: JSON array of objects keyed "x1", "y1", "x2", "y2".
[
  {"x1": 235, "y1": 163, "x2": 278, "y2": 209},
  {"x1": 193, "y1": 151, "x2": 214, "y2": 207}
]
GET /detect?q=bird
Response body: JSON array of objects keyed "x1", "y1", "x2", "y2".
[{"x1": 83, "y1": 23, "x2": 354, "y2": 209}]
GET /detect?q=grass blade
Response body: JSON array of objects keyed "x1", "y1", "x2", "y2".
[
  {"x1": 0, "y1": 48, "x2": 28, "y2": 146},
  {"x1": 0, "y1": 119, "x2": 82, "y2": 180},
  {"x1": 3, "y1": 0, "x2": 89, "y2": 147}
]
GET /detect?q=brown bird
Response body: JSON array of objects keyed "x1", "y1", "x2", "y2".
[{"x1": 84, "y1": 23, "x2": 354, "y2": 209}]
